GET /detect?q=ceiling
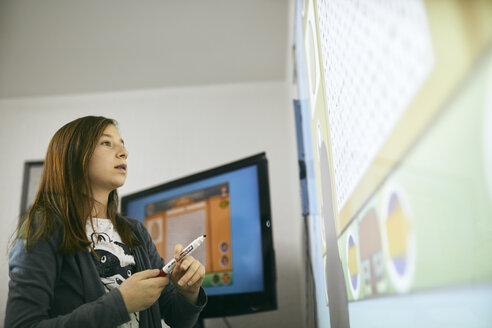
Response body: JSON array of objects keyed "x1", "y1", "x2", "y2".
[{"x1": 0, "y1": 0, "x2": 289, "y2": 99}]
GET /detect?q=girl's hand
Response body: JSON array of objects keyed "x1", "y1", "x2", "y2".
[
  {"x1": 119, "y1": 269, "x2": 169, "y2": 313},
  {"x1": 170, "y1": 244, "x2": 205, "y2": 304}
]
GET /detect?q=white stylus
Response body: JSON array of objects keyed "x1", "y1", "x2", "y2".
[{"x1": 159, "y1": 234, "x2": 206, "y2": 277}]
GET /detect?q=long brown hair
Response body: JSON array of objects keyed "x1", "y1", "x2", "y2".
[{"x1": 18, "y1": 116, "x2": 140, "y2": 255}]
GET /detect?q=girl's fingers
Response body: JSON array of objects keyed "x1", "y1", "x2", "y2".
[
  {"x1": 173, "y1": 244, "x2": 183, "y2": 260},
  {"x1": 186, "y1": 265, "x2": 205, "y2": 287},
  {"x1": 177, "y1": 260, "x2": 200, "y2": 286}
]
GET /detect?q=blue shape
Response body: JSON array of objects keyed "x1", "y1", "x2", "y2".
[
  {"x1": 392, "y1": 255, "x2": 407, "y2": 276},
  {"x1": 352, "y1": 274, "x2": 359, "y2": 289}
]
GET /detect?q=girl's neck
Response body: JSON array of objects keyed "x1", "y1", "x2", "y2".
[
  {"x1": 92, "y1": 205, "x2": 107, "y2": 219},
  {"x1": 92, "y1": 189, "x2": 109, "y2": 219}
]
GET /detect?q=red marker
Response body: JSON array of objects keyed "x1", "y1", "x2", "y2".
[{"x1": 159, "y1": 235, "x2": 206, "y2": 277}]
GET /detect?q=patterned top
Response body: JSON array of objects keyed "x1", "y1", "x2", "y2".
[{"x1": 86, "y1": 218, "x2": 139, "y2": 328}]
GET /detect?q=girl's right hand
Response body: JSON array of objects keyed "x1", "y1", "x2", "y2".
[{"x1": 119, "y1": 269, "x2": 169, "y2": 313}]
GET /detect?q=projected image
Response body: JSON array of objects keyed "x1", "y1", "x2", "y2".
[
  {"x1": 144, "y1": 184, "x2": 233, "y2": 288},
  {"x1": 296, "y1": 0, "x2": 492, "y2": 326},
  {"x1": 339, "y1": 183, "x2": 416, "y2": 301}
]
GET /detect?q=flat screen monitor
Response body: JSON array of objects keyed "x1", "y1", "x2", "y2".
[{"x1": 121, "y1": 153, "x2": 277, "y2": 318}]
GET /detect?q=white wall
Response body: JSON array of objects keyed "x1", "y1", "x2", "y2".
[
  {"x1": 0, "y1": 81, "x2": 304, "y2": 327},
  {"x1": 0, "y1": 0, "x2": 288, "y2": 98}
]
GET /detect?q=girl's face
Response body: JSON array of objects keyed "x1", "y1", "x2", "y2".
[{"x1": 88, "y1": 124, "x2": 128, "y2": 196}]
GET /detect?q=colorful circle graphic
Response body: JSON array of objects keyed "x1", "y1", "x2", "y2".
[
  {"x1": 220, "y1": 241, "x2": 229, "y2": 253},
  {"x1": 345, "y1": 230, "x2": 360, "y2": 299},
  {"x1": 380, "y1": 182, "x2": 416, "y2": 293}
]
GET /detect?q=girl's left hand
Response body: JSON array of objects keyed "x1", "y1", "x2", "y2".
[{"x1": 169, "y1": 244, "x2": 205, "y2": 304}]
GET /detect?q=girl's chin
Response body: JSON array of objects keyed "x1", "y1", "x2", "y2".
[
  {"x1": 114, "y1": 182, "x2": 126, "y2": 189},
  {"x1": 109, "y1": 180, "x2": 126, "y2": 191}
]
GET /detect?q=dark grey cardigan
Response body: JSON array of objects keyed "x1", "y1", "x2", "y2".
[{"x1": 5, "y1": 215, "x2": 206, "y2": 328}]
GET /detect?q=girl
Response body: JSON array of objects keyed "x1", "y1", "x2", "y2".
[{"x1": 5, "y1": 116, "x2": 206, "y2": 327}]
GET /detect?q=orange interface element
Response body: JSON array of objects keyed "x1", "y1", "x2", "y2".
[{"x1": 144, "y1": 193, "x2": 232, "y2": 274}]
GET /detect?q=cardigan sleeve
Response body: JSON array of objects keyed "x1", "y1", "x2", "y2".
[
  {"x1": 131, "y1": 218, "x2": 207, "y2": 328},
  {"x1": 5, "y1": 236, "x2": 131, "y2": 328}
]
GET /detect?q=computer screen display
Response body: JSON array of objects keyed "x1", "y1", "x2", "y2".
[{"x1": 121, "y1": 153, "x2": 276, "y2": 317}]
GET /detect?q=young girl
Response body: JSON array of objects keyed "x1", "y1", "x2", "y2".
[{"x1": 5, "y1": 116, "x2": 206, "y2": 328}]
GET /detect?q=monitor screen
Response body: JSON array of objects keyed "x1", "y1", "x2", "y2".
[{"x1": 121, "y1": 153, "x2": 277, "y2": 317}]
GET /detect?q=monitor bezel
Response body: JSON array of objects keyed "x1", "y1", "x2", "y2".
[{"x1": 120, "y1": 152, "x2": 277, "y2": 318}]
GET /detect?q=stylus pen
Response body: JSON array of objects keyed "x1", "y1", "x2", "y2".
[{"x1": 159, "y1": 234, "x2": 206, "y2": 277}]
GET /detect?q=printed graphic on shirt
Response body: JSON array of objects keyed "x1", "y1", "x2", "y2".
[
  {"x1": 89, "y1": 232, "x2": 136, "y2": 289},
  {"x1": 87, "y1": 219, "x2": 139, "y2": 328}
]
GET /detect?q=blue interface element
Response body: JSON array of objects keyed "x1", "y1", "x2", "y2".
[{"x1": 124, "y1": 165, "x2": 264, "y2": 296}]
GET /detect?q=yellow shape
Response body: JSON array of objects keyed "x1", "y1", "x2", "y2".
[
  {"x1": 386, "y1": 205, "x2": 411, "y2": 258},
  {"x1": 348, "y1": 246, "x2": 359, "y2": 276}
]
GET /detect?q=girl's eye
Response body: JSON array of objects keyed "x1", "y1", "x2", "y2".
[{"x1": 101, "y1": 141, "x2": 111, "y2": 146}]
